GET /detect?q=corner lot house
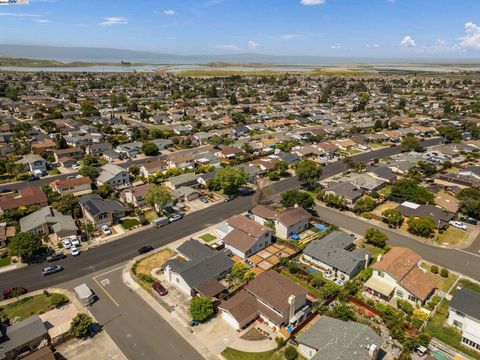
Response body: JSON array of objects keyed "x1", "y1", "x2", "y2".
[
  {"x1": 79, "y1": 194, "x2": 130, "y2": 229},
  {"x1": 219, "y1": 270, "x2": 309, "y2": 330},
  {"x1": 302, "y1": 231, "x2": 369, "y2": 280},
  {"x1": 97, "y1": 163, "x2": 131, "y2": 188},
  {"x1": 251, "y1": 205, "x2": 311, "y2": 239},
  {"x1": 163, "y1": 240, "x2": 233, "y2": 296},
  {"x1": 447, "y1": 287, "x2": 480, "y2": 352},
  {"x1": 223, "y1": 215, "x2": 273, "y2": 259},
  {"x1": 364, "y1": 247, "x2": 437, "y2": 306},
  {"x1": 296, "y1": 316, "x2": 383, "y2": 360},
  {"x1": 19, "y1": 206, "x2": 77, "y2": 240}
]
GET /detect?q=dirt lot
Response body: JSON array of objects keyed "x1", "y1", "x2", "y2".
[
  {"x1": 55, "y1": 331, "x2": 126, "y2": 360},
  {"x1": 136, "y1": 248, "x2": 176, "y2": 276},
  {"x1": 374, "y1": 200, "x2": 398, "y2": 214}
]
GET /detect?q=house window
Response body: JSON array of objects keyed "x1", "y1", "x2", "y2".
[
  {"x1": 396, "y1": 289, "x2": 404, "y2": 298},
  {"x1": 453, "y1": 320, "x2": 463, "y2": 328},
  {"x1": 455, "y1": 310, "x2": 465, "y2": 318},
  {"x1": 408, "y1": 295, "x2": 416, "y2": 302},
  {"x1": 377, "y1": 271, "x2": 384, "y2": 277}
]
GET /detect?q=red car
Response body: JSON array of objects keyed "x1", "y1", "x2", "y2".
[
  {"x1": 152, "y1": 282, "x2": 168, "y2": 296},
  {"x1": 3, "y1": 287, "x2": 27, "y2": 299}
]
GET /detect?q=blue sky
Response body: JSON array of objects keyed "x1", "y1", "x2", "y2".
[{"x1": 1, "y1": 0, "x2": 480, "y2": 58}]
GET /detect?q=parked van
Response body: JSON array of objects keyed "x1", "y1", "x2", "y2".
[
  {"x1": 152, "y1": 216, "x2": 169, "y2": 228},
  {"x1": 74, "y1": 283, "x2": 96, "y2": 306}
]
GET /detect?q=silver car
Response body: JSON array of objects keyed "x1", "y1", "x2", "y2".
[{"x1": 42, "y1": 265, "x2": 63, "y2": 276}]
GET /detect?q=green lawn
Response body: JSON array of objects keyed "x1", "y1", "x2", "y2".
[
  {"x1": 0, "y1": 256, "x2": 11, "y2": 267},
  {"x1": 280, "y1": 270, "x2": 323, "y2": 299},
  {"x1": 0, "y1": 293, "x2": 69, "y2": 321},
  {"x1": 458, "y1": 279, "x2": 480, "y2": 293},
  {"x1": 419, "y1": 263, "x2": 458, "y2": 293},
  {"x1": 199, "y1": 233, "x2": 217, "y2": 242},
  {"x1": 378, "y1": 185, "x2": 393, "y2": 197},
  {"x1": 144, "y1": 209, "x2": 158, "y2": 222},
  {"x1": 362, "y1": 243, "x2": 386, "y2": 261},
  {"x1": 120, "y1": 218, "x2": 141, "y2": 230},
  {"x1": 48, "y1": 168, "x2": 61, "y2": 176},
  {"x1": 221, "y1": 347, "x2": 306, "y2": 360},
  {"x1": 436, "y1": 227, "x2": 469, "y2": 246},
  {"x1": 425, "y1": 300, "x2": 480, "y2": 360}
]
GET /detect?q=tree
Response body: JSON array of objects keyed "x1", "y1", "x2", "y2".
[
  {"x1": 280, "y1": 190, "x2": 314, "y2": 209},
  {"x1": 209, "y1": 167, "x2": 248, "y2": 195},
  {"x1": 296, "y1": 160, "x2": 322, "y2": 188},
  {"x1": 80, "y1": 102, "x2": 100, "y2": 117},
  {"x1": 231, "y1": 262, "x2": 249, "y2": 279},
  {"x1": 83, "y1": 220, "x2": 95, "y2": 240},
  {"x1": 145, "y1": 185, "x2": 171, "y2": 212},
  {"x1": 457, "y1": 187, "x2": 480, "y2": 201},
  {"x1": 55, "y1": 134, "x2": 68, "y2": 150},
  {"x1": 407, "y1": 217, "x2": 436, "y2": 237},
  {"x1": 243, "y1": 271, "x2": 256, "y2": 283},
  {"x1": 365, "y1": 228, "x2": 388, "y2": 248},
  {"x1": 390, "y1": 179, "x2": 434, "y2": 204},
  {"x1": 273, "y1": 161, "x2": 289, "y2": 176},
  {"x1": 284, "y1": 346, "x2": 298, "y2": 360},
  {"x1": 437, "y1": 125, "x2": 462, "y2": 143},
  {"x1": 322, "y1": 193, "x2": 348, "y2": 210},
  {"x1": 129, "y1": 165, "x2": 140, "y2": 177},
  {"x1": 82, "y1": 154, "x2": 99, "y2": 167},
  {"x1": 253, "y1": 178, "x2": 272, "y2": 206},
  {"x1": 141, "y1": 142, "x2": 159, "y2": 156},
  {"x1": 52, "y1": 194, "x2": 80, "y2": 217},
  {"x1": 94, "y1": 184, "x2": 113, "y2": 199},
  {"x1": 401, "y1": 136, "x2": 423, "y2": 152},
  {"x1": 329, "y1": 303, "x2": 355, "y2": 321},
  {"x1": 417, "y1": 161, "x2": 437, "y2": 178},
  {"x1": 459, "y1": 199, "x2": 480, "y2": 219},
  {"x1": 189, "y1": 296, "x2": 214, "y2": 322},
  {"x1": 79, "y1": 166, "x2": 99, "y2": 180},
  {"x1": 8, "y1": 232, "x2": 43, "y2": 262},
  {"x1": 353, "y1": 196, "x2": 376, "y2": 214},
  {"x1": 69, "y1": 313, "x2": 93, "y2": 338},
  {"x1": 382, "y1": 208, "x2": 404, "y2": 228}
]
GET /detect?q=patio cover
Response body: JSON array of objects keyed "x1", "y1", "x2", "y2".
[
  {"x1": 364, "y1": 276, "x2": 395, "y2": 297},
  {"x1": 195, "y1": 278, "x2": 227, "y2": 297}
]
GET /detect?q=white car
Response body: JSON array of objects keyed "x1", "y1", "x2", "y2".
[
  {"x1": 449, "y1": 221, "x2": 467, "y2": 231},
  {"x1": 70, "y1": 246, "x2": 80, "y2": 256},
  {"x1": 72, "y1": 164, "x2": 79, "y2": 170},
  {"x1": 101, "y1": 225, "x2": 112, "y2": 235},
  {"x1": 62, "y1": 239, "x2": 72, "y2": 249},
  {"x1": 68, "y1": 235, "x2": 80, "y2": 246}
]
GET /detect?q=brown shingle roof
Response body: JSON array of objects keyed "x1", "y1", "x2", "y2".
[
  {"x1": 219, "y1": 290, "x2": 258, "y2": 324},
  {"x1": 227, "y1": 215, "x2": 271, "y2": 238},
  {"x1": 277, "y1": 207, "x2": 311, "y2": 228},
  {"x1": 223, "y1": 229, "x2": 258, "y2": 253}
]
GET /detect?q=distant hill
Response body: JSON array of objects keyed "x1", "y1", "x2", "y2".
[{"x1": 0, "y1": 44, "x2": 479, "y2": 65}]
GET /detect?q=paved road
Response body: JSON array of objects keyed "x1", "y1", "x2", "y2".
[
  {"x1": 60, "y1": 266, "x2": 203, "y2": 360},
  {"x1": 316, "y1": 205, "x2": 480, "y2": 281},
  {"x1": 0, "y1": 138, "x2": 445, "y2": 291}
]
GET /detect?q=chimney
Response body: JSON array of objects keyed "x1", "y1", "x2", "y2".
[
  {"x1": 365, "y1": 253, "x2": 371, "y2": 269},
  {"x1": 288, "y1": 295, "x2": 296, "y2": 320},
  {"x1": 368, "y1": 344, "x2": 378, "y2": 359}
]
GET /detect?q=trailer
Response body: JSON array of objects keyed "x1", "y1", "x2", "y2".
[{"x1": 74, "y1": 283, "x2": 96, "y2": 306}]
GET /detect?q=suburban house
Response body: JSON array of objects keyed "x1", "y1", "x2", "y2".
[
  {"x1": 364, "y1": 247, "x2": 437, "y2": 306},
  {"x1": 164, "y1": 173, "x2": 199, "y2": 190},
  {"x1": 0, "y1": 222, "x2": 15, "y2": 249},
  {"x1": 219, "y1": 270, "x2": 309, "y2": 330},
  {"x1": 49, "y1": 176, "x2": 92, "y2": 196},
  {"x1": 17, "y1": 154, "x2": 48, "y2": 176},
  {"x1": 215, "y1": 146, "x2": 243, "y2": 160},
  {"x1": 168, "y1": 153, "x2": 195, "y2": 170},
  {"x1": 79, "y1": 194, "x2": 130, "y2": 229},
  {"x1": 115, "y1": 142, "x2": 142, "y2": 158},
  {"x1": 171, "y1": 186, "x2": 200, "y2": 203},
  {"x1": 31, "y1": 139, "x2": 56, "y2": 155},
  {"x1": 52, "y1": 147, "x2": 83, "y2": 163},
  {"x1": 223, "y1": 215, "x2": 273, "y2": 259},
  {"x1": 19, "y1": 206, "x2": 77, "y2": 240},
  {"x1": 140, "y1": 159, "x2": 168, "y2": 178},
  {"x1": 163, "y1": 240, "x2": 233, "y2": 297},
  {"x1": 447, "y1": 287, "x2": 480, "y2": 352},
  {"x1": 296, "y1": 316, "x2": 383, "y2": 360},
  {"x1": 86, "y1": 142, "x2": 112, "y2": 157},
  {"x1": 0, "y1": 187, "x2": 48, "y2": 213},
  {"x1": 302, "y1": 231, "x2": 370, "y2": 281},
  {"x1": 251, "y1": 205, "x2": 311, "y2": 239},
  {"x1": 97, "y1": 163, "x2": 131, "y2": 188},
  {"x1": 322, "y1": 182, "x2": 365, "y2": 205},
  {"x1": 120, "y1": 183, "x2": 154, "y2": 208},
  {"x1": 395, "y1": 201, "x2": 454, "y2": 229}
]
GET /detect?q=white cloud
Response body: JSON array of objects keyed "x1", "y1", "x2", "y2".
[
  {"x1": 0, "y1": 12, "x2": 41, "y2": 17},
  {"x1": 100, "y1": 16, "x2": 128, "y2": 26},
  {"x1": 330, "y1": 43, "x2": 342, "y2": 49},
  {"x1": 215, "y1": 44, "x2": 240, "y2": 51},
  {"x1": 164, "y1": 9, "x2": 175, "y2": 16},
  {"x1": 247, "y1": 40, "x2": 259, "y2": 49},
  {"x1": 34, "y1": 19, "x2": 50, "y2": 23},
  {"x1": 366, "y1": 43, "x2": 380, "y2": 48},
  {"x1": 281, "y1": 33, "x2": 302, "y2": 40},
  {"x1": 400, "y1": 35, "x2": 416, "y2": 47},
  {"x1": 300, "y1": 0, "x2": 326, "y2": 5},
  {"x1": 459, "y1": 21, "x2": 480, "y2": 49}
]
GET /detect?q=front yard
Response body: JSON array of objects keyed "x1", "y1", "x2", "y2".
[
  {"x1": 222, "y1": 347, "x2": 306, "y2": 360},
  {"x1": 134, "y1": 248, "x2": 176, "y2": 278},
  {"x1": 0, "y1": 256, "x2": 11, "y2": 267},
  {"x1": 0, "y1": 293, "x2": 69, "y2": 321},
  {"x1": 120, "y1": 218, "x2": 141, "y2": 230},
  {"x1": 199, "y1": 233, "x2": 217, "y2": 242},
  {"x1": 435, "y1": 227, "x2": 469, "y2": 246},
  {"x1": 419, "y1": 262, "x2": 458, "y2": 293}
]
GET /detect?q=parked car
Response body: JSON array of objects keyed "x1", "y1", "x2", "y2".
[
  {"x1": 168, "y1": 213, "x2": 183, "y2": 223},
  {"x1": 72, "y1": 164, "x2": 79, "y2": 170},
  {"x1": 68, "y1": 235, "x2": 80, "y2": 246},
  {"x1": 0, "y1": 188, "x2": 12, "y2": 194},
  {"x1": 449, "y1": 220, "x2": 467, "y2": 230},
  {"x1": 465, "y1": 217, "x2": 478, "y2": 225},
  {"x1": 61, "y1": 238, "x2": 72, "y2": 249},
  {"x1": 223, "y1": 195, "x2": 236, "y2": 202},
  {"x1": 3, "y1": 287, "x2": 27, "y2": 299},
  {"x1": 138, "y1": 245, "x2": 154, "y2": 255},
  {"x1": 101, "y1": 225, "x2": 112, "y2": 235},
  {"x1": 42, "y1": 264, "x2": 63, "y2": 276},
  {"x1": 47, "y1": 252, "x2": 66, "y2": 262},
  {"x1": 199, "y1": 196, "x2": 209, "y2": 204},
  {"x1": 70, "y1": 246, "x2": 80, "y2": 256},
  {"x1": 66, "y1": 175, "x2": 75, "y2": 179},
  {"x1": 152, "y1": 282, "x2": 168, "y2": 296}
]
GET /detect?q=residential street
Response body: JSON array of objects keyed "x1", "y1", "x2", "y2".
[{"x1": 60, "y1": 266, "x2": 204, "y2": 360}]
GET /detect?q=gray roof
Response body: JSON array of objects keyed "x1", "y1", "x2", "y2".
[
  {"x1": 172, "y1": 186, "x2": 199, "y2": 198},
  {"x1": 79, "y1": 194, "x2": 129, "y2": 217},
  {"x1": 97, "y1": 163, "x2": 127, "y2": 183},
  {"x1": 450, "y1": 287, "x2": 480, "y2": 321},
  {"x1": 304, "y1": 231, "x2": 368, "y2": 277},
  {"x1": 164, "y1": 240, "x2": 233, "y2": 289},
  {"x1": 296, "y1": 316, "x2": 382, "y2": 360},
  {"x1": 368, "y1": 165, "x2": 397, "y2": 181},
  {"x1": 167, "y1": 173, "x2": 199, "y2": 187},
  {"x1": 323, "y1": 182, "x2": 365, "y2": 201},
  {"x1": 0, "y1": 315, "x2": 47, "y2": 358},
  {"x1": 18, "y1": 154, "x2": 46, "y2": 164},
  {"x1": 19, "y1": 206, "x2": 77, "y2": 233}
]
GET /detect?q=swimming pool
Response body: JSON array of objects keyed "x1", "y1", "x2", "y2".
[{"x1": 431, "y1": 350, "x2": 451, "y2": 360}]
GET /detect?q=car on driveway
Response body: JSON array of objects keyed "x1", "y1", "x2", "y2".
[
  {"x1": 101, "y1": 225, "x2": 112, "y2": 235},
  {"x1": 223, "y1": 195, "x2": 236, "y2": 202},
  {"x1": 42, "y1": 264, "x2": 63, "y2": 276},
  {"x1": 61, "y1": 238, "x2": 72, "y2": 249},
  {"x1": 152, "y1": 282, "x2": 168, "y2": 296},
  {"x1": 199, "y1": 196, "x2": 209, "y2": 204},
  {"x1": 138, "y1": 245, "x2": 154, "y2": 255},
  {"x1": 168, "y1": 213, "x2": 183, "y2": 223},
  {"x1": 449, "y1": 221, "x2": 467, "y2": 230},
  {"x1": 464, "y1": 217, "x2": 478, "y2": 225},
  {"x1": 70, "y1": 246, "x2": 80, "y2": 256},
  {"x1": 3, "y1": 287, "x2": 27, "y2": 299},
  {"x1": 68, "y1": 235, "x2": 80, "y2": 246}
]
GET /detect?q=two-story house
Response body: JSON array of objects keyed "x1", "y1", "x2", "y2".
[
  {"x1": 97, "y1": 163, "x2": 131, "y2": 188},
  {"x1": 79, "y1": 194, "x2": 130, "y2": 229},
  {"x1": 49, "y1": 176, "x2": 92, "y2": 196},
  {"x1": 17, "y1": 154, "x2": 48, "y2": 176},
  {"x1": 140, "y1": 159, "x2": 168, "y2": 178},
  {"x1": 120, "y1": 183, "x2": 154, "y2": 208},
  {"x1": 251, "y1": 205, "x2": 311, "y2": 239}
]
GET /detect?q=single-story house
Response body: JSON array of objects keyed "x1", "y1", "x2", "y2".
[
  {"x1": 79, "y1": 194, "x2": 130, "y2": 229},
  {"x1": 49, "y1": 176, "x2": 92, "y2": 196},
  {"x1": 19, "y1": 206, "x2": 77, "y2": 240}
]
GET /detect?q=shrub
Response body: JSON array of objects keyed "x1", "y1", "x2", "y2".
[
  {"x1": 275, "y1": 336, "x2": 285, "y2": 349},
  {"x1": 440, "y1": 268, "x2": 449, "y2": 278},
  {"x1": 284, "y1": 346, "x2": 298, "y2": 360},
  {"x1": 430, "y1": 265, "x2": 438, "y2": 274},
  {"x1": 69, "y1": 313, "x2": 93, "y2": 338},
  {"x1": 397, "y1": 299, "x2": 414, "y2": 316},
  {"x1": 189, "y1": 296, "x2": 214, "y2": 322},
  {"x1": 310, "y1": 277, "x2": 326, "y2": 288},
  {"x1": 49, "y1": 293, "x2": 69, "y2": 308},
  {"x1": 365, "y1": 228, "x2": 388, "y2": 248}
]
